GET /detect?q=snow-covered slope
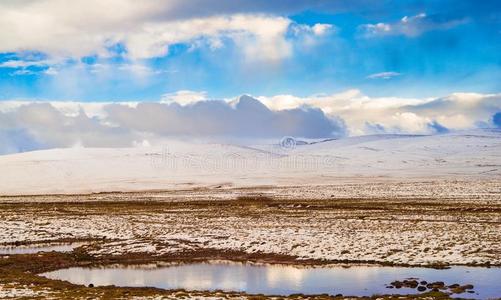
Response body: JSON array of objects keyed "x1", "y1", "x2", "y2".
[{"x1": 0, "y1": 129, "x2": 499, "y2": 195}]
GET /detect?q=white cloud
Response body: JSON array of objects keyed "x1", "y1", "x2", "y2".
[
  {"x1": 362, "y1": 23, "x2": 392, "y2": 35},
  {"x1": 257, "y1": 90, "x2": 501, "y2": 135},
  {"x1": 9, "y1": 69, "x2": 36, "y2": 76},
  {"x1": 360, "y1": 12, "x2": 468, "y2": 37},
  {"x1": 0, "y1": 58, "x2": 68, "y2": 77},
  {"x1": 0, "y1": 95, "x2": 346, "y2": 154},
  {"x1": 367, "y1": 71, "x2": 401, "y2": 79},
  {"x1": 0, "y1": 103, "x2": 134, "y2": 154},
  {"x1": 104, "y1": 95, "x2": 345, "y2": 138},
  {"x1": 0, "y1": 59, "x2": 52, "y2": 68},
  {"x1": 43, "y1": 67, "x2": 59, "y2": 75},
  {"x1": 287, "y1": 22, "x2": 335, "y2": 50},
  {"x1": 0, "y1": 1, "x2": 328, "y2": 64},
  {"x1": 390, "y1": 112, "x2": 431, "y2": 133},
  {"x1": 161, "y1": 90, "x2": 208, "y2": 105},
  {"x1": 312, "y1": 23, "x2": 334, "y2": 36},
  {"x1": 1, "y1": 91, "x2": 499, "y2": 154}
]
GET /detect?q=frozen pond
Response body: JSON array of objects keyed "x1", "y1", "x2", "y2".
[
  {"x1": 0, "y1": 242, "x2": 87, "y2": 255},
  {"x1": 41, "y1": 261, "x2": 501, "y2": 299}
]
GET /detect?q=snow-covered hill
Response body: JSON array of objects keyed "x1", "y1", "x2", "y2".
[{"x1": 0, "y1": 129, "x2": 499, "y2": 195}]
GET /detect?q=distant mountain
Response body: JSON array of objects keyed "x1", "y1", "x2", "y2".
[{"x1": 0, "y1": 129, "x2": 499, "y2": 195}]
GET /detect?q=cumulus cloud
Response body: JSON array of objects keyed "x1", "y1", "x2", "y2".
[
  {"x1": 0, "y1": 1, "x2": 331, "y2": 64},
  {"x1": 290, "y1": 23, "x2": 334, "y2": 37},
  {"x1": 1, "y1": 91, "x2": 499, "y2": 155},
  {"x1": 0, "y1": 103, "x2": 134, "y2": 153},
  {"x1": 311, "y1": 24, "x2": 334, "y2": 36},
  {"x1": 104, "y1": 95, "x2": 345, "y2": 138},
  {"x1": 257, "y1": 90, "x2": 501, "y2": 135},
  {"x1": 0, "y1": 95, "x2": 346, "y2": 154},
  {"x1": 360, "y1": 13, "x2": 468, "y2": 37}
]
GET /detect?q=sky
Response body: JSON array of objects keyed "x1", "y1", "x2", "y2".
[{"x1": 0, "y1": 0, "x2": 500, "y2": 153}]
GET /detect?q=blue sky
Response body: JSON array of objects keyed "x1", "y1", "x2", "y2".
[
  {"x1": 0, "y1": 1, "x2": 500, "y2": 154},
  {"x1": 0, "y1": 0, "x2": 499, "y2": 101}
]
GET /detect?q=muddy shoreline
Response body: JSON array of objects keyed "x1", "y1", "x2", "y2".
[{"x1": 0, "y1": 248, "x2": 476, "y2": 299}]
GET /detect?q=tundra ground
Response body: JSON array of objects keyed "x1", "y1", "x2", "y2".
[{"x1": 0, "y1": 180, "x2": 499, "y2": 299}]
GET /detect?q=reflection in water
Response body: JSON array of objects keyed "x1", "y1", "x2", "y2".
[
  {"x1": 266, "y1": 265, "x2": 304, "y2": 290},
  {"x1": 0, "y1": 242, "x2": 87, "y2": 255},
  {"x1": 41, "y1": 261, "x2": 501, "y2": 299}
]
